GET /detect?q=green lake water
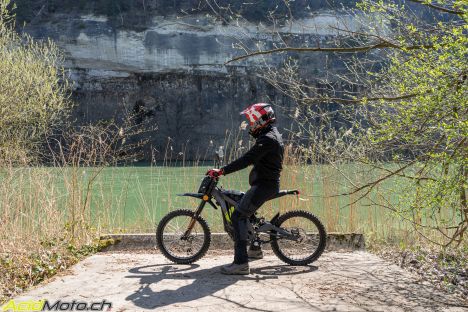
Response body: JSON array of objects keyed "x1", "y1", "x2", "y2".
[{"x1": 1, "y1": 164, "x2": 413, "y2": 236}]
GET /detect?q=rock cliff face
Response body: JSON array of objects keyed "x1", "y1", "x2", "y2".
[{"x1": 16, "y1": 1, "x2": 360, "y2": 160}]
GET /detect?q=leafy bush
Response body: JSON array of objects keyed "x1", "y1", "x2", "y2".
[{"x1": 0, "y1": 0, "x2": 71, "y2": 163}]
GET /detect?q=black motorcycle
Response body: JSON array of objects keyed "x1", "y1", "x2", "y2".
[{"x1": 156, "y1": 175, "x2": 327, "y2": 265}]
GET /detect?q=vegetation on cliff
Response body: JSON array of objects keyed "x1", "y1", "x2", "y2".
[{"x1": 0, "y1": 0, "x2": 70, "y2": 163}]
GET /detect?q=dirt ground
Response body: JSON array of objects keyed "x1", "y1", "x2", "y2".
[{"x1": 4, "y1": 251, "x2": 468, "y2": 312}]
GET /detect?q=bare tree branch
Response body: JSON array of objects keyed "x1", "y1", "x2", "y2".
[
  {"x1": 407, "y1": 0, "x2": 465, "y2": 15},
  {"x1": 226, "y1": 42, "x2": 435, "y2": 64}
]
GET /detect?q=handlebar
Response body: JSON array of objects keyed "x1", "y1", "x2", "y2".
[{"x1": 206, "y1": 169, "x2": 224, "y2": 179}]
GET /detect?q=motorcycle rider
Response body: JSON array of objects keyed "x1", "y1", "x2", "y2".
[{"x1": 206, "y1": 103, "x2": 284, "y2": 275}]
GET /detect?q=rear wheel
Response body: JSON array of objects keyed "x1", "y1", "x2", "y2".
[
  {"x1": 156, "y1": 209, "x2": 211, "y2": 264},
  {"x1": 270, "y1": 210, "x2": 326, "y2": 266}
]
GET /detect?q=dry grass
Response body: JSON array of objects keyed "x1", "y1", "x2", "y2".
[
  {"x1": 0, "y1": 165, "x2": 111, "y2": 303},
  {"x1": 0, "y1": 119, "x2": 146, "y2": 303}
]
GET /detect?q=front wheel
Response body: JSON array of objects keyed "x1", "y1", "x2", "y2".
[
  {"x1": 270, "y1": 210, "x2": 327, "y2": 266},
  {"x1": 156, "y1": 209, "x2": 211, "y2": 264}
]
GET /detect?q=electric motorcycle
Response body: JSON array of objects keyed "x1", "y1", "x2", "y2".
[{"x1": 156, "y1": 175, "x2": 327, "y2": 265}]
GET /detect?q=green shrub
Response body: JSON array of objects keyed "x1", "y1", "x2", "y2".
[{"x1": 0, "y1": 0, "x2": 71, "y2": 164}]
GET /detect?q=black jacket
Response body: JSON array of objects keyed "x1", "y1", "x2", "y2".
[{"x1": 222, "y1": 126, "x2": 284, "y2": 184}]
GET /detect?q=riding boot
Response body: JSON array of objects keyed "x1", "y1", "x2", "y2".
[{"x1": 220, "y1": 262, "x2": 250, "y2": 275}]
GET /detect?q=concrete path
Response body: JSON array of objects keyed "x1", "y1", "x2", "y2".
[{"x1": 9, "y1": 251, "x2": 468, "y2": 312}]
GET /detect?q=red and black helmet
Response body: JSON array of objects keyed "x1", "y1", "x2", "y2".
[{"x1": 240, "y1": 103, "x2": 276, "y2": 136}]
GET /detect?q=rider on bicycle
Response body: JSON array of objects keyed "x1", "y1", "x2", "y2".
[{"x1": 207, "y1": 103, "x2": 284, "y2": 275}]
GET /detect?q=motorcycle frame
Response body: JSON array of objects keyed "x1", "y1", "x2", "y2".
[{"x1": 178, "y1": 177, "x2": 300, "y2": 241}]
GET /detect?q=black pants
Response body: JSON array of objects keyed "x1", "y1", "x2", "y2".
[{"x1": 231, "y1": 181, "x2": 279, "y2": 264}]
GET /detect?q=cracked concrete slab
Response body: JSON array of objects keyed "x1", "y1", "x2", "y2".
[{"x1": 6, "y1": 251, "x2": 468, "y2": 312}]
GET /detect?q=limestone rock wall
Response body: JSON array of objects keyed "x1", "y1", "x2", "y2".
[{"x1": 17, "y1": 3, "x2": 363, "y2": 160}]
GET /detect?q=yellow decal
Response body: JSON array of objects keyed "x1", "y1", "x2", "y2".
[
  {"x1": 225, "y1": 206, "x2": 235, "y2": 223},
  {"x1": 2, "y1": 300, "x2": 45, "y2": 312}
]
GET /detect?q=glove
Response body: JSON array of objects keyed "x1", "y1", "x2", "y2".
[{"x1": 206, "y1": 168, "x2": 224, "y2": 178}]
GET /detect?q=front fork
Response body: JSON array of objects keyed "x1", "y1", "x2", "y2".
[{"x1": 181, "y1": 200, "x2": 206, "y2": 239}]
